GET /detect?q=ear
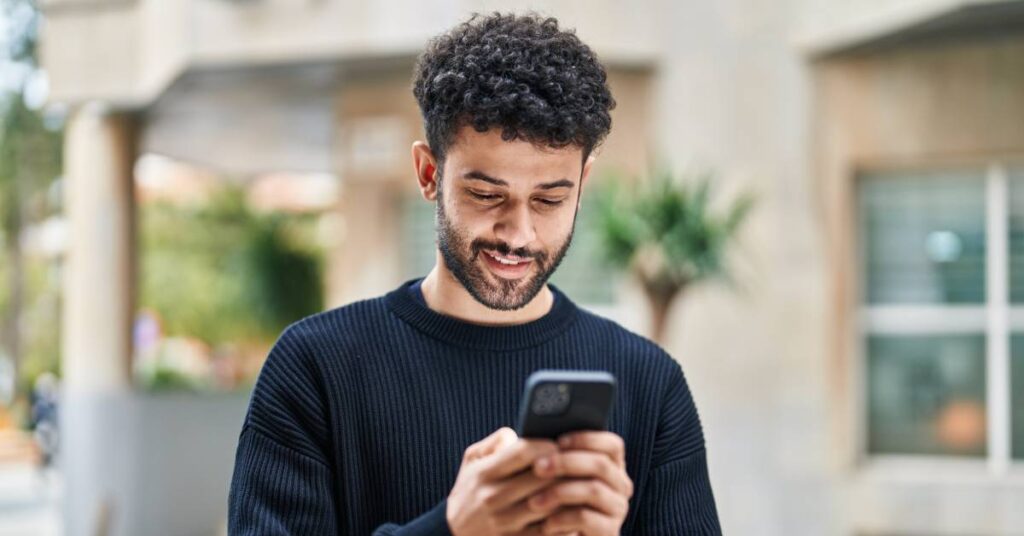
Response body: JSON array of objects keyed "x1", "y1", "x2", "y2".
[{"x1": 412, "y1": 141, "x2": 440, "y2": 201}]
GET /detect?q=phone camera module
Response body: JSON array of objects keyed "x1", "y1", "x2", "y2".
[{"x1": 531, "y1": 382, "x2": 571, "y2": 416}]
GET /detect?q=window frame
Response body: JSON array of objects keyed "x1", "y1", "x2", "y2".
[{"x1": 853, "y1": 157, "x2": 1024, "y2": 477}]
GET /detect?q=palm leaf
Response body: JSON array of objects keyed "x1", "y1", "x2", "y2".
[{"x1": 591, "y1": 169, "x2": 755, "y2": 292}]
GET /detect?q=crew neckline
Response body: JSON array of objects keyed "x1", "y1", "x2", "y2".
[{"x1": 385, "y1": 278, "x2": 579, "y2": 351}]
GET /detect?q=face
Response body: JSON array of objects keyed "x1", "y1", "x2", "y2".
[{"x1": 420, "y1": 127, "x2": 592, "y2": 310}]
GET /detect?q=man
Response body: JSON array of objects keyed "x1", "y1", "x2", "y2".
[{"x1": 228, "y1": 12, "x2": 720, "y2": 535}]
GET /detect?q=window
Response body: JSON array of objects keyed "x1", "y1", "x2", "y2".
[
  {"x1": 401, "y1": 194, "x2": 438, "y2": 281},
  {"x1": 1010, "y1": 168, "x2": 1024, "y2": 460},
  {"x1": 859, "y1": 164, "x2": 1024, "y2": 467}
]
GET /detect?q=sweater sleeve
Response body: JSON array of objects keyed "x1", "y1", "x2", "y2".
[
  {"x1": 370, "y1": 499, "x2": 453, "y2": 535},
  {"x1": 228, "y1": 425, "x2": 340, "y2": 534},
  {"x1": 628, "y1": 358, "x2": 721, "y2": 535},
  {"x1": 227, "y1": 323, "x2": 340, "y2": 535}
]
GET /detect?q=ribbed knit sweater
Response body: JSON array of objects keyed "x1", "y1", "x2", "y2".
[{"x1": 227, "y1": 278, "x2": 721, "y2": 535}]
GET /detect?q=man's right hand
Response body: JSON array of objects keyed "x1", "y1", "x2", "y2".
[{"x1": 447, "y1": 427, "x2": 566, "y2": 535}]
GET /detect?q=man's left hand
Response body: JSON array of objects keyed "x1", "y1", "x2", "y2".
[{"x1": 521, "y1": 431, "x2": 633, "y2": 535}]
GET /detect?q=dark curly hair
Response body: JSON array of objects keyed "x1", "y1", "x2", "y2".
[{"x1": 412, "y1": 12, "x2": 615, "y2": 167}]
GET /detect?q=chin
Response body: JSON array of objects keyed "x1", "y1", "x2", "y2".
[{"x1": 472, "y1": 269, "x2": 547, "y2": 311}]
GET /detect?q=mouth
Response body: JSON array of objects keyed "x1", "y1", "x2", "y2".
[{"x1": 479, "y1": 249, "x2": 535, "y2": 280}]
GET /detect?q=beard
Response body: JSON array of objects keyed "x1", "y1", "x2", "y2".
[{"x1": 435, "y1": 189, "x2": 575, "y2": 311}]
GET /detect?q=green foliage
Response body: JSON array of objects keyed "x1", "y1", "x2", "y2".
[
  {"x1": 0, "y1": 0, "x2": 60, "y2": 238},
  {"x1": 592, "y1": 170, "x2": 755, "y2": 292},
  {"x1": 140, "y1": 186, "x2": 324, "y2": 347},
  {"x1": 0, "y1": 248, "x2": 7, "y2": 313},
  {"x1": 145, "y1": 366, "x2": 204, "y2": 392},
  {"x1": 247, "y1": 215, "x2": 325, "y2": 331},
  {"x1": 0, "y1": 95, "x2": 61, "y2": 234},
  {"x1": 14, "y1": 258, "x2": 60, "y2": 395},
  {"x1": 0, "y1": 0, "x2": 65, "y2": 397}
]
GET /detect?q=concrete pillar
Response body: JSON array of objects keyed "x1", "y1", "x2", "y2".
[
  {"x1": 60, "y1": 102, "x2": 137, "y2": 536},
  {"x1": 62, "y1": 102, "x2": 136, "y2": 392}
]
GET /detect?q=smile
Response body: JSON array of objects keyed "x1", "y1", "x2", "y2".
[
  {"x1": 479, "y1": 249, "x2": 535, "y2": 280},
  {"x1": 483, "y1": 250, "x2": 533, "y2": 265}
]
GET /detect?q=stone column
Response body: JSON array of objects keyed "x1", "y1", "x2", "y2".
[
  {"x1": 62, "y1": 102, "x2": 136, "y2": 392},
  {"x1": 60, "y1": 102, "x2": 137, "y2": 536}
]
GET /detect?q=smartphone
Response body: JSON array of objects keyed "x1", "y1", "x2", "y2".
[{"x1": 516, "y1": 369, "x2": 616, "y2": 440}]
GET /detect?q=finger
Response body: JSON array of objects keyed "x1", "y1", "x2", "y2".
[
  {"x1": 541, "y1": 506, "x2": 617, "y2": 535},
  {"x1": 557, "y1": 431, "x2": 626, "y2": 468},
  {"x1": 487, "y1": 427, "x2": 520, "y2": 456},
  {"x1": 490, "y1": 481, "x2": 558, "y2": 532},
  {"x1": 523, "y1": 525, "x2": 579, "y2": 536},
  {"x1": 478, "y1": 438, "x2": 558, "y2": 481},
  {"x1": 528, "y1": 478, "x2": 628, "y2": 518},
  {"x1": 484, "y1": 467, "x2": 558, "y2": 511},
  {"x1": 537, "y1": 450, "x2": 633, "y2": 498},
  {"x1": 521, "y1": 521, "x2": 580, "y2": 536},
  {"x1": 464, "y1": 427, "x2": 517, "y2": 463}
]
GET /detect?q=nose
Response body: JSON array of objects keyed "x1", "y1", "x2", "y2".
[{"x1": 493, "y1": 200, "x2": 537, "y2": 251}]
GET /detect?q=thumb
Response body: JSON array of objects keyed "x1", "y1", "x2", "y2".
[
  {"x1": 489, "y1": 427, "x2": 518, "y2": 454},
  {"x1": 465, "y1": 427, "x2": 518, "y2": 463}
]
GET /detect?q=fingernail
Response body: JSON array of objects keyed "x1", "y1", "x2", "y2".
[
  {"x1": 558, "y1": 435, "x2": 571, "y2": 447},
  {"x1": 537, "y1": 457, "x2": 550, "y2": 471}
]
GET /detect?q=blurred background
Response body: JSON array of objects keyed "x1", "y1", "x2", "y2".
[{"x1": 0, "y1": 0, "x2": 1023, "y2": 534}]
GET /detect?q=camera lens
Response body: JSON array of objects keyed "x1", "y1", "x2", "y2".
[{"x1": 532, "y1": 383, "x2": 571, "y2": 416}]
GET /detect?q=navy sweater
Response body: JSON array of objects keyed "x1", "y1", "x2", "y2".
[{"x1": 227, "y1": 279, "x2": 721, "y2": 534}]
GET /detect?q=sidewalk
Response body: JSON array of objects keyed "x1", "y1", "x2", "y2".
[{"x1": 0, "y1": 430, "x2": 61, "y2": 536}]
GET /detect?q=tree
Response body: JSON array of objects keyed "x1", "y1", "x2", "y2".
[
  {"x1": 592, "y1": 170, "x2": 754, "y2": 343},
  {"x1": 0, "y1": 0, "x2": 64, "y2": 396}
]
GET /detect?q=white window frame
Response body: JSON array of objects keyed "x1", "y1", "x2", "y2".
[{"x1": 857, "y1": 161, "x2": 1024, "y2": 477}]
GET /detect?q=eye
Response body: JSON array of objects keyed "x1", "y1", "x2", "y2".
[
  {"x1": 468, "y1": 190, "x2": 502, "y2": 202},
  {"x1": 534, "y1": 197, "x2": 565, "y2": 207}
]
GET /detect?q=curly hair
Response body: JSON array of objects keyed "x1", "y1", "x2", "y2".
[{"x1": 412, "y1": 12, "x2": 615, "y2": 166}]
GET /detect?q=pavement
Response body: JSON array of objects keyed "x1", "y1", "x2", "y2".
[{"x1": 0, "y1": 435, "x2": 61, "y2": 536}]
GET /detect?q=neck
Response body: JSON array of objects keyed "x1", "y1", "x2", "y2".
[{"x1": 419, "y1": 255, "x2": 554, "y2": 326}]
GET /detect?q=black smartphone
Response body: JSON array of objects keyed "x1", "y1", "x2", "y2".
[{"x1": 516, "y1": 369, "x2": 616, "y2": 440}]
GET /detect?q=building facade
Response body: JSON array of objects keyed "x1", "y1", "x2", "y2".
[{"x1": 40, "y1": 0, "x2": 1024, "y2": 534}]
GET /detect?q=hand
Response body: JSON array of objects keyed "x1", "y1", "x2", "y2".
[
  {"x1": 521, "y1": 431, "x2": 633, "y2": 535},
  {"x1": 447, "y1": 427, "x2": 566, "y2": 535}
]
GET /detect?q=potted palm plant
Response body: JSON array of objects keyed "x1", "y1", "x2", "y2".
[{"x1": 592, "y1": 170, "x2": 754, "y2": 343}]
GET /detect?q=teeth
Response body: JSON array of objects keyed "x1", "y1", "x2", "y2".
[{"x1": 487, "y1": 252, "x2": 527, "y2": 265}]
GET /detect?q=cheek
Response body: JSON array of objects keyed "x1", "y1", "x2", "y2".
[
  {"x1": 444, "y1": 196, "x2": 475, "y2": 227},
  {"x1": 536, "y1": 208, "x2": 576, "y2": 245},
  {"x1": 546, "y1": 204, "x2": 577, "y2": 230},
  {"x1": 448, "y1": 201, "x2": 491, "y2": 238}
]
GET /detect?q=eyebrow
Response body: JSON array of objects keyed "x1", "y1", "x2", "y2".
[{"x1": 462, "y1": 170, "x2": 575, "y2": 191}]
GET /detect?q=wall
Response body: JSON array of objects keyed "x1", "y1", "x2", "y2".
[
  {"x1": 646, "y1": 0, "x2": 838, "y2": 533},
  {"x1": 815, "y1": 33, "x2": 1024, "y2": 535}
]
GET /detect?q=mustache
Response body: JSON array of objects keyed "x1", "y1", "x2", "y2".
[{"x1": 470, "y1": 239, "x2": 548, "y2": 263}]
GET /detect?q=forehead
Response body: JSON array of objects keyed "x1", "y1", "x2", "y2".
[{"x1": 443, "y1": 127, "x2": 584, "y2": 183}]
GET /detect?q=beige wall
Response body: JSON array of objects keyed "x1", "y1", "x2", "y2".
[
  {"x1": 646, "y1": 0, "x2": 835, "y2": 533},
  {"x1": 327, "y1": 70, "x2": 421, "y2": 306},
  {"x1": 815, "y1": 34, "x2": 1024, "y2": 535},
  {"x1": 40, "y1": 0, "x2": 659, "y2": 107}
]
